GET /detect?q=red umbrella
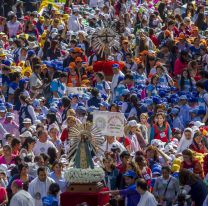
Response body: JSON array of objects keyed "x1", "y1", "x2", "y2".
[{"x1": 93, "y1": 61, "x2": 125, "y2": 76}]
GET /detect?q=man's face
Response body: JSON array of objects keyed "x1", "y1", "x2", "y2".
[
  {"x1": 39, "y1": 132, "x2": 48, "y2": 143},
  {"x1": 38, "y1": 170, "x2": 47, "y2": 182},
  {"x1": 60, "y1": 76, "x2": 67, "y2": 84},
  {"x1": 124, "y1": 176, "x2": 134, "y2": 186},
  {"x1": 112, "y1": 68, "x2": 119, "y2": 74}
]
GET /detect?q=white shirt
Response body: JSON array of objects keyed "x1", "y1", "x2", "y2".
[
  {"x1": 7, "y1": 21, "x2": 21, "y2": 37},
  {"x1": 33, "y1": 140, "x2": 57, "y2": 155},
  {"x1": 68, "y1": 15, "x2": 80, "y2": 32},
  {"x1": 137, "y1": 191, "x2": 158, "y2": 206},
  {"x1": 28, "y1": 177, "x2": 55, "y2": 206},
  {"x1": 10, "y1": 190, "x2": 35, "y2": 206}
]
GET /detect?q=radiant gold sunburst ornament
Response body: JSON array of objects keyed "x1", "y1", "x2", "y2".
[{"x1": 68, "y1": 123, "x2": 104, "y2": 169}]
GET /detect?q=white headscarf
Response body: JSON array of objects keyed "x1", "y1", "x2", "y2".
[{"x1": 177, "y1": 128, "x2": 194, "y2": 153}]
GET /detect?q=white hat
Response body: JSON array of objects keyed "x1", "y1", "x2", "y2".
[
  {"x1": 128, "y1": 120, "x2": 138, "y2": 127},
  {"x1": 194, "y1": 121, "x2": 205, "y2": 128},
  {"x1": 23, "y1": 118, "x2": 32, "y2": 124},
  {"x1": 51, "y1": 28, "x2": 58, "y2": 34},
  {"x1": 58, "y1": 24, "x2": 65, "y2": 31},
  {"x1": 51, "y1": 32, "x2": 58, "y2": 39},
  {"x1": 19, "y1": 131, "x2": 32, "y2": 138}
]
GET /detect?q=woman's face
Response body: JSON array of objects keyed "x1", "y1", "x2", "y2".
[
  {"x1": 156, "y1": 67, "x2": 163, "y2": 75},
  {"x1": 140, "y1": 116, "x2": 147, "y2": 124},
  {"x1": 157, "y1": 115, "x2": 164, "y2": 125},
  {"x1": 182, "y1": 70, "x2": 188, "y2": 78},
  {"x1": 49, "y1": 128, "x2": 58, "y2": 138},
  {"x1": 67, "y1": 119, "x2": 76, "y2": 127},
  {"x1": 130, "y1": 126, "x2": 137, "y2": 133},
  {"x1": 146, "y1": 149, "x2": 154, "y2": 159},
  {"x1": 183, "y1": 154, "x2": 191, "y2": 163},
  {"x1": 3, "y1": 147, "x2": 11, "y2": 156},
  {"x1": 28, "y1": 141, "x2": 36, "y2": 150},
  {"x1": 194, "y1": 135, "x2": 202, "y2": 143},
  {"x1": 21, "y1": 166, "x2": 29, "y2": 175},
  {"x1": 103, "y1": 160, "x2": 111, "y2": 168},
  {"x1": 152, "y1": 77, "x2": 158, "y2": 85},
  {"x1": 111, "y1": 106, "x2": 118, "y2": 112},
  {"x1": 53, "y1": 164, "x2": 62, "y2": 173},
  {"x1": 184, "y1": 131, "x2": 192, "y2": 140}
]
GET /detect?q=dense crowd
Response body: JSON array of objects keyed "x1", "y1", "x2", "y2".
[{"x1": 0, "y1": 0, "x2": 207, "y2": 206}]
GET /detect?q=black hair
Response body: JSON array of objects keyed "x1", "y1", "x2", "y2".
[
  {"x1": 21, "y1": 136, "x2": 36, "y2": 150},
  {"x1": 47, "y1": 147, "x2": 58, "y2": 165},
  {"x1": 96, "y1": 72, "x2": 105, "y2": 80},
  {"x1": 40, "y1": 153, "x2": 49, "y2": 162},
  {"x1": 180, "y1": 70, "x2": 193, "y2": 91},
  {"x1": 136, "y1": 178, "x2": 148, "y2": 191},
  {"x1": 18, "y1": 163, "x2": 29, "y2": 173},
  {"x1": 120, "y1": 151, "x2": 130, "y2": 159},
  {"x1": 37, "y1": 166, "x2": 47, "y2": 175},
  {"x1": 62, "y1": 96, "x2": 71, "y2": 108},
  {"x1": 90, "y1": 88, "x2": 99, "y2": 97},
  {"x1": 162, "y1": 166, "x2": 171, "y2": 173},
  {"x1": 196, "y1": 80, "x2": 205, "y2": 89},
  {"x1": 11, "y1": 138, "x2": 21, "y2": 148},
  {"x1": 48, "y1": 183, "x2": 60, "y2": 196},
  {"x1": 124, "y1": 73, "x2": 133, "y2": 81}
]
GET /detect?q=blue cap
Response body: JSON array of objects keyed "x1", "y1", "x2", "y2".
[
  {"x1": 121, "y1": 89, "x2": 130, "y2": 96},
  {"x1": 37, "y1": 114, "x2": 47, "y2": 121},
  {"x1": 171, "y1": 108, "x2": 180, "y2": 115},
  {"x1": 19, "y1": 78, "x2": 29, "y2": 85},
  {"x1": 27, "y1": 50, "x2": 35, "y2": 57},
  {"x1": 152, "y1": 165, "x2": 162, "y2": 175},
  {"x1": 179, "y1": 95, "x2": 187, "y2": 100},
  {"x1": 123, "y1": 170, "x2": 137, "y2": 179},
  {"x1": 76, "y1": 106, "x2": 86, "y2": 113},
  {"x1": 2, "y1": 60, "x2": 11, "y2": 66},
  {"x1": 50, "y1": 106, "x2": 58, "y2": 113},
  {"x1": 5, "y1": 102, "x2": 13, "y2": 109},
  {"x1": 99, "y1": 102, "x2": 109, "y2": 108},
  {"x1": 101, "y1": 94, "x2": 108, "y2": 101},
  {"x1": 0, "y1": 106, "x2": 6, "y2": 112},
  {"x1": 112, "y1": 63, "x2": 120, "y2": 69},
  {"x1": 72, "y1": 94, "x2": 79, "y2": 99},
  {"x1": 189, "y1": 108, "x2": 198, "y2": 114},
  {"x1": 88, "y1": 106, "x2": 98, "y2": 113}
]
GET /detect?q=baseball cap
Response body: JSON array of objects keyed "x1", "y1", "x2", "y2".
[
  {"x1": 128, "y1": 120, "x2": 138, "y2": 127},
  {"x1": 194, "y1": 121, "x2": 205, "y2": 128},
  {"x1": 179, "y1": 95, "x2": 187, "y2": 100},
  {"x1": 112, "y1": 63, "x2": 119, "y2": 69},
  {"x1": 0, "y1": 106, "x2": 6, "y2": 112},
  {"x1": 123, "y1": 170, "x2": 137, "y2": 179},
  {"x1": 23, "y1": 118, "x2": 32, "y2": 124}
]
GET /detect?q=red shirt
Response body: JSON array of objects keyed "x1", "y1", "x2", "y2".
[
  {"x1": 174, "y1": 58, "x2": 188, "y2": 75},
  {"x1": 0, "y1": 187, "x2": 7, "y2": 204},
  {"x1": 61, "y1": 128, "x2": 69, "y2": 142}
]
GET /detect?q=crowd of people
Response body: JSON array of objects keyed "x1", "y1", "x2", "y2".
[{"x1": 0, "y1": 0, "x2": 207, "y2": 206}]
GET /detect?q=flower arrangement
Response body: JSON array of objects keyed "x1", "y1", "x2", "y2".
[{"x1": 64, "y1": 167, "x2": 105, "y2": 184}]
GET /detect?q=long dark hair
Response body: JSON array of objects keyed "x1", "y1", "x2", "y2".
[
  {"x1": 179, "y1": 169, "x2": 200, "y2": 186},
  {"x1": 21, "y1": 136, "x2": 36, "y2": 150},
  {"x1": 180, "y1": 70, "x2": 193, "y2": 91},
  {"x1": 195, "y1": 13, "x2": 206, "y2": 30}
]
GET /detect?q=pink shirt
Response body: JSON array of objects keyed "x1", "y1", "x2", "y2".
[
  {"x1": 0, "y1": 187, "x2": 7, "y2": 204},
  {"x1": 0, "y1": 155, "x2": 16, "y2": 165}
]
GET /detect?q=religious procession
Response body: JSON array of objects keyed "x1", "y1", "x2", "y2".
[{"x1": 0, "y1": 0, "x2": 208, "y2": 206}]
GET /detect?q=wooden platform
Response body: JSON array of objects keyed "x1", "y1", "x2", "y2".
[{"x1": 67, "y1": 182, "x2": 104, "y2": 193}]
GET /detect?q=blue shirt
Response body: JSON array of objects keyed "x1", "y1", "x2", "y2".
[
  {"x1": 147, "y1": 84, "x2": 158, "y2": 96},
  {"x1": 119, "y1": 184, "x2": 140, "y2": 206},
  {"x1": 179, "y1": 104, "x2": 191, "y2": 127},
  {"x1": 172, "y1": 116, "x2": 184, "y2": 130},
  {"x1": 50, "y1": 79, "x2": 66, "y2": 98},
  {"x1": 42, "y1": 195, "x2": 58, "y2": 206},
  {"x1": 49, "y1": 172, "x2": 67, "y2": 192}
]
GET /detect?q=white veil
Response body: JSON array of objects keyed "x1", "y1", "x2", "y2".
[{"x1": 177, "y1": 128, "x2": 194, "y2": 153}]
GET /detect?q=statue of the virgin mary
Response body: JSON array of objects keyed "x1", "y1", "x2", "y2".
[{"x1": 68, "y1": 123, "x2": 104, "y2": 169}]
